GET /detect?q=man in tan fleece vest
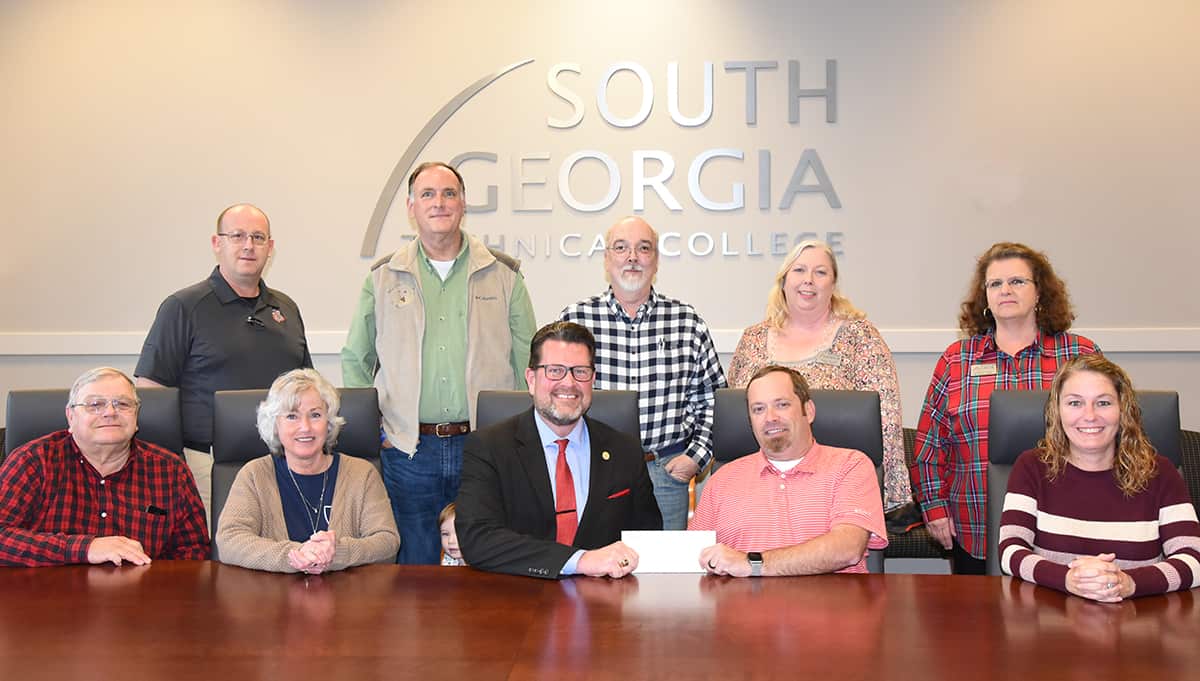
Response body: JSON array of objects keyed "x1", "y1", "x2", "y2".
[{"x1": 342, "y1": 161, "x2": 537, "y2": 564}]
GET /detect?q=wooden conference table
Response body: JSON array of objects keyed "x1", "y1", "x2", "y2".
[{"x1": 1, "y1": 562, "x2": 1197, "y2": 680}]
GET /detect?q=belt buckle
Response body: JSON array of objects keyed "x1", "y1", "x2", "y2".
[{"x1": 434, "y1": 422, "x2": 455, "y2": 438}]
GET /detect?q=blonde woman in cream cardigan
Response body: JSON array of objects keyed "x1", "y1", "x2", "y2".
[{"x1": 216, "y1": 369, "x2": 399, "y2": 573}]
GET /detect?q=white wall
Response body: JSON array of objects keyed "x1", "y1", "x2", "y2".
[{"x1": 2, "y1": 1, "x2": 1198, "y2": 428}]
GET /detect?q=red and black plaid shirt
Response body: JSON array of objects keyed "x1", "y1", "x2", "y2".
[
  {"x1": 914, "y1": 331, "x2": 1099, "y2": 559},
  {"x1": 0, "y1": 430, "x2": 210, "y2": 565}
]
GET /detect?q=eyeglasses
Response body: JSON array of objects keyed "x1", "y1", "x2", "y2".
[
  {"x1": 607, "y1": 242, "x2": 656, "y2": 257},
  {"x1": 534, "y1": 364, "x2": 596, "y2": 381},
  {"x1": 218, "y1": 231, "x2": 270, "y2": 246},
  {"x1": 69, "y1": 397, "x2": 139, "y2": 414},
  {"x1": 984, "y1": 277, "x2": 1034, "y2": 291}
]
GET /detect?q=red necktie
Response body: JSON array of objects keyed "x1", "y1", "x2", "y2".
[{"x1": 554, "y1": 438, "x2": 578, "y2": 545}]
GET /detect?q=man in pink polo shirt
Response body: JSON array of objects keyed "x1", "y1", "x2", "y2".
[{"x1": 690, "y1": 365, "x2": 888, "y2": 576}]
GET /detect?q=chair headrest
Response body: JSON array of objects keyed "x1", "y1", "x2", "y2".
[
  {"x1": 714, "y1": 388, "x2": 884, "y2": 465},
  {"x1": 476, "y1": 390, "x2": 640, "y2": 437},
  {"x1": 5, "y1": 387, "x2": 182, "y2": 457},
  {"x1": 988, "y1": 390, "x2": 1181, "y2": 466},
  {"x1": 212, "y1": 388, "x2": 381, "y2": 464}
]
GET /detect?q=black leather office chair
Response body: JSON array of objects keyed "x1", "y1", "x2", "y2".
[
  {"x1": 209, "y1": 387, "x2": 381, "y2": 559},
  {"x1": 4, "y1": 387, "x2": 183, "y2": 458},
  {"x1": 985, "y1": 389, "x2": 1181, "y2": 576},
  {"x1": 475, "y1": 389, "x2": 640, "y2": 436},
  {"x1": 712, "y1": 387, "x2": 886, "y2": 573}
]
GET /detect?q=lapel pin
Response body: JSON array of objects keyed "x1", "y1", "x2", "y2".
[{"x1": 602, "y1": 451, "x2": 610, "y2": 461}]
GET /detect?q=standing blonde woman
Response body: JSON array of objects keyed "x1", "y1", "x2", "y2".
[{"x1": 728, "y1": 241, "x2": 916, "y2": 529}]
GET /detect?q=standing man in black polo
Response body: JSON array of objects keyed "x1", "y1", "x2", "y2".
[{"x1": 135, "y1": 203, "x2": 312, "y2": 521}]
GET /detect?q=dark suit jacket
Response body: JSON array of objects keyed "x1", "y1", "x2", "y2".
[{"x1": 455, "y1": 409, "x2": 661, "y2": 578}]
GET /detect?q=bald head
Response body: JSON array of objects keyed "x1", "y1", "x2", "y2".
[
  {"x1": 216, "y1": 203, "x2": 270, "y2": 236},
  {"x1": 604, "y1": 216, "x2": 659, "y2": 299},
  {"x1": 606, "y1": 216, "x2": 658, "y2": 246}
]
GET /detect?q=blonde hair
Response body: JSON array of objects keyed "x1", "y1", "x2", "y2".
[
  {"x1": 1038, "y1": 354, "x2": 1158, "y2": 497},
  {"x1": 765, "y1": 240, "x2": 863, "y2": 328}
]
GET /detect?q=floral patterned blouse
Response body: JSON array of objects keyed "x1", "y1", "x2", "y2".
[{"x1": 727, "y1": 318, "x2": 911, "y2": 509}]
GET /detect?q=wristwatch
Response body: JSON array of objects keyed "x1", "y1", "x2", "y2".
[{"x1": 747, "y1": 551, "x2": 763, "y2": 577}]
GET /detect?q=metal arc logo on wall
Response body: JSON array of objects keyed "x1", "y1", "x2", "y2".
[
  {"x1": 361, "y1": 57, "x2": 844, "y2": 259},
  {"x1": 360, "y1": 58, "x2": 536, "y2": 258}
]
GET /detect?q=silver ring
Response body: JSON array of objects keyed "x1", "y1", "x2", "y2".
[
  {"x1": 707, "y1": 560, "x2": 717, "y2": 569},
  {"x1": 1106, "y1": 582, "x2": 1115, "y2": 589}
]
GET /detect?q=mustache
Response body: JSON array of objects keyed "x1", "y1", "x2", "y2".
[{"x1": 622, "y1": 264, "x2": 644, "y2": 273}]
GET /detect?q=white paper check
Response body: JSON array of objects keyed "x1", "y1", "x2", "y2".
[{"x1": 621, "y1": 530, "x2": 716, "y2": 573}]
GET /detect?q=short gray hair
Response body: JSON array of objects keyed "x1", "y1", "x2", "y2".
[
  {"x1": 256, "y1": 369, "x2": 346, "y2": 455},
  {"x1": 67, "y1": 367, "x2": 139, "y2": 409}
]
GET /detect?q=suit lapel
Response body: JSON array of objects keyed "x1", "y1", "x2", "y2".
[
  {"x1": 577, "y1": 416, "x2": 615, "y2": 537},
  {"x1": 515, "y1": 410, "x2": 555, "y2": 521}
]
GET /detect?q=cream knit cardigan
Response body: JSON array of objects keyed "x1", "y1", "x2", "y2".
[{"x1": 215, "y1": 453, "x2": 400, "y2": 572}]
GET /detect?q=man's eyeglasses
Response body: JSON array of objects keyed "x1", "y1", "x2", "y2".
[
  {"x1": 69, "y1": 398, "x2": 139, "y2": 414},
  {"x1": 983, "y1": 277, "x2": 1034, "y2": 291},
  {"x1": 607, "y1": 242, "x2": 655, "y2": 257},
  {"x1": 218, "y1": 231, "x2": 270, "y2": 246},
  {"x1": 534, "y1": 364, "x2": 596, "y2": 381}
]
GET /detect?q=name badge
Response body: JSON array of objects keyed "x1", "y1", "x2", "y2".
[
  {"x1": 814, "y1": 350, "x2": 842, "y2": 367},
  {"x1": 969, "y1": 363, "x2": 999, "y2": 377}
]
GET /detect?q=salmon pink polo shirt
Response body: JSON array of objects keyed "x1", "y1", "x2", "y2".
[{"x1": 690, "y1": 443, "x2": 888, "y2": 573}]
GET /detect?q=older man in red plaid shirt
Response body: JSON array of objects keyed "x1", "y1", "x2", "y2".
[{"x1": 0, "y1": 367, "x2": 209, "y2": 566}]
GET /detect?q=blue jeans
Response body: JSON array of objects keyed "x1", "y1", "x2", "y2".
[
  {"x1": 646, "y1": 451, "x2": 691, "y2": 531},
  {"x1": 381, "y1": 433, "x2": 465, "y2": 565}
]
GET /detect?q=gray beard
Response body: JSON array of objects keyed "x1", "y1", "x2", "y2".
[{"x1": 535, "y1": 399, "x2": 584, "y2": 428}]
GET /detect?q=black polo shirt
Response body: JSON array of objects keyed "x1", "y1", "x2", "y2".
[{"x1": 135, "y1": 266, "x2": 312, "y2": 450}]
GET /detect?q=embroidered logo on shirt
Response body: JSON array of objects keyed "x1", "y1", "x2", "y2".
[{"x1": 389, "y1": 286, "x2": 413, "y2": 307}]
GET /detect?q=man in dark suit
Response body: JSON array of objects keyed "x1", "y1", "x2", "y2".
[{"x1": 456, "y1": 322, "x2": 662, "y2": 578}]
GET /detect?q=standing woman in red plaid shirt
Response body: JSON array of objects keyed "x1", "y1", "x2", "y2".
[{"x1": 914, "y1": 243, "x2": 1099, "y2": 574}]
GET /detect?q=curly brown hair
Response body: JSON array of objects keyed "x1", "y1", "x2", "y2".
[
  {"x1": 957, "y1": 242, "x2": 1075, "y2": 336},
  {"x1": 1038, "y1": 354, "x2": 1159, "y2": 497}
]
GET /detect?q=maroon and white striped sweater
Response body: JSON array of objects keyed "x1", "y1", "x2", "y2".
[{"x1": 999, "y1": 449, "x2": 1200, "y2": 596}]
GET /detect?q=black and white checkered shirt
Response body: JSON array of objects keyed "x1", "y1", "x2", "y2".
[{"x1": 560, "y1": 288, "x2": 727, "y2": 469}]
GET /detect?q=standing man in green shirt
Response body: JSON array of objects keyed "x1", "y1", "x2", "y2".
[{"x1": 342, "y1": 161, "x2": 537, "y2": 564}]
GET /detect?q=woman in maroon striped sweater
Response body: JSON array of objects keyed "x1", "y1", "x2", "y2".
[{"x1": 999, "y1": 354, "x2": 1200, "y2": 601}]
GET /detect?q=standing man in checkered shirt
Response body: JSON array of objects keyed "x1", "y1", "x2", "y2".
[{"x1": 559, "y1": 217, "x2": 726, "y2": 530}]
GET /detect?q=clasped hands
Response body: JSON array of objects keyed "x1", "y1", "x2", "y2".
[
  {"x1": 1066, "y1": 553, "x2": 1133, "y2": 603},
  {"x1": 288, "y1": 530, "x2": 336, "y2": 574}
]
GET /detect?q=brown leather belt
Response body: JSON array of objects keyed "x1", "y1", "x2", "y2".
[
  {"x1": 418, "y1": 421, "x2": 471, "y2": 437},
  {"x1": 644, "y1": 441, "x2": 690, "y2": 463}
]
